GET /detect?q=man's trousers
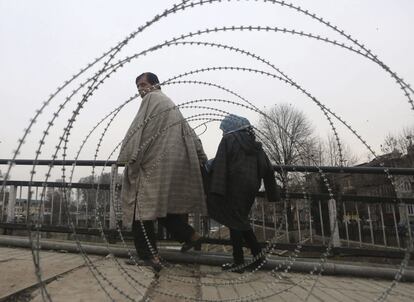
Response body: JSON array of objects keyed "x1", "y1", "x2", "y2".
[{"x1": 132, "y1": 214, "x2": 195, "y2": 260}]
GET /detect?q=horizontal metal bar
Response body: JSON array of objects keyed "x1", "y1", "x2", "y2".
[
  {"x1": 274, "y1": 165, "x2": 414, "y2": 175},
  {"x1": 256, "y1": 191, "x2": 413, "y2": 203},
  {"x1": 1, "y1": 223, "x2": 412, "y2": 259},
  {"x1": 0, "y1": 159, "x2": 113, "y2": 167},
  {"x1": 0, "y1": 222, "x2": 127, "y2": 237},
  {"x1": 3, "y1": 181, "x2": 412, "y2": 203},
  {"x1": 1, "y1": 234, "x2": 413, "y2": 279},
  {"x1": 1, "y1": 159, "x2": 414, "y2": 175},
  {"x1": 205, "y1": 238, "x2": 412, "y2": 258},
  {"x1": 2, "y1": 180, "x2": 110, "y2": 190}
]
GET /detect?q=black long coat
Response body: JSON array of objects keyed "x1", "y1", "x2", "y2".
[{"x1": 207, "y1": 130, "x2": 280, "y2": 230}]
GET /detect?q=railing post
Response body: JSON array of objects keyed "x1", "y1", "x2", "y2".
[
  {"x1": 85, "y1": 191, "x2": 89, "y2": 227},
  {"x1": 251, "y1": 200, "x2": 256, "y2": 233},
  {"x1": 7, "y1": 185, "x2": 16, "y2": 223},
  {"x1": 26, "y1": 187, "x2": 31, "y2": 223},
  {"x1": 318, "y1": 200, "x2": 325, "y2": 245},
  {"x1": 272, "y1": 203, "x2": 277, "y2": 237},
  {"x1": 343, "y1": 202, "x2": 350, "y2": 247},
  {"x1": 58, "y1": 189, "x2": 63, "y2": 225},
  {"x1": 392, "y1": 205, "x2": 400, "y2": 248},
  {"x1": 50, "y1": 190, "x2": 54, "y2": 225},
  {"x1": 305, "y1": 198, "x2": 313, "y2": 243},
  {"x1": 284, "y1": 200, "x2": 290, "y2": 243},
  {"x1": 379, "y1": 203, "x2": 387, "y2": 247},
  {"x1": 367, "y1": 204, "x2": 375, "y2": 245},
  {"x1": 76, "y1": 188, "x2": 79, "y2": 226},
  {"x1": 308, "y1": 200, "x2": 313, "y2": 244},
  {"x1": 405, "y1": 204, "x2": 413, "y2": 249},
  {"x1": 328, "y1": 198, "x2": 340, "y2": 247},
  {"x1": 355, "y1": 203, "x2": 362, "y2": 247},
  {"x1": 296, "y1": 201, "x2": 301, "y2": 242},
  {"x1": 1, "y1": 186, "x2": 7, "y2": 222},
  {"x1": 109, "y1": 164, "x2": 118, "y2": 229}
]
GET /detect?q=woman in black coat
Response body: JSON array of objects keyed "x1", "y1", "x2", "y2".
[{"x1": 207, "y1": 114, "x2": 280, "y2": 272}]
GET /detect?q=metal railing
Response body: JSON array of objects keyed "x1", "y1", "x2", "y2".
[{"x1": 1, "y1": 159, "x2": 414, "y2": 257}]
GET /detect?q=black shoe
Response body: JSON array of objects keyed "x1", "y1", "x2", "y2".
[
  {"x1": 143, "y1": 259, "x2": 163, "y2": 273},
  {"x1": 221, "y1": 262, "x2": 245, "y2": 274},
  {"x1": 181, "y1": 237, "x2": 203, "y2": 253},
  {"x1": 245, "y1": 257, "x2": 267, "y2": 272},
  {"x1": 124, "y1": 256, "x2": 141, "y2": 265}
]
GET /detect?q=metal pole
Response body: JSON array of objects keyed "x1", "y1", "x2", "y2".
[
  {"x1": 76, "y1": 188, "x2": 79, "y2": 226},
  {"x1": 2, "y1": 235, "x2": 414, "y2": 281},
  {"x1": 355, "y1": 203, "x2": 362, "y2": 247},
  {"x1": 94, "y1": 183, "x2": 98, "y2": 228},
  {"x1": 318, "y1": 200, "x2": 325, "y2": 245},
  {"x1": 35, "y1": 186, "x2": 41, "y2": 224},
  {"x1": 115, "y1": 183, "x2": 122, "y2": 223},
  {"x1": 67, "y1": 190, "x2": 72, "y2": 226},
  {"x1": 5, "y1": 160, "x2": 414, "y2": 175},
  {"x1": 367, "y1": 204, "x2": 375, "y2": 245},
  {"x1": 41, "y1": 186, "x2": 47, "y2": 224},
  {"x1": 50, "y1": 190, "x2": 54, "y2": 225},
  {"x1": 392, "y1": 205, "x2": 400, "y2": 248},
  {"x1": 109, "y1": 164, "x2": 117, "y2": 229},
  {"x1": 296, "y1": 201, "x2": 301, "y2": 242},
  {"x1": 1, "y1": 185, "x2": 6, "y2": 222},
  {"x1": 379, "y1": 203, "x2": 387, "y2": 247},
  {"x1": 405, "y1": 204, "x2": 413, "y2": 249},
  {"x1": 26, "y1": 187, "x2": 31, "y2": 223},
  {"x1": 284, "y1": 200, "x2": 289, "y2": 243},
  {"x1": 343, "y1": 202, "x2": 350, "y2": 247},
  {"x1": 18, "y1": 186, "x2": 22, "y2": 222},
  {"x1": 103, "y1": 186, "x2": 107, "y2": 229},
  {"x1": 6, "y1": 185, "x2": 16, "y2": 223},
  {"x1": 85, "y1": 190, "x2": 88, "y2": 227},
  {"x1": 328, "y1": 198, "x2": 340, "y2": 247},
  {"x1": 58, "y1": 188, "x2": 63, "y2": 225},
  {"x1": 309, "y1": 200, "x2": 313, "y2": 244}
]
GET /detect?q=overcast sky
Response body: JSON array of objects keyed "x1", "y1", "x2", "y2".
[{"x1": 0, "y1": 0, "x2": 413, "y2": 181}]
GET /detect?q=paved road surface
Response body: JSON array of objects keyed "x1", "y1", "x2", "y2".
[{"x1": 1, "y1": 246, "x2": 414, "y2": 301}]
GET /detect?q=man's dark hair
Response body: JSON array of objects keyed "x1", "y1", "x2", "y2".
[{"x1": 136, "y1": 72, "x2": 161, "y2": 89}]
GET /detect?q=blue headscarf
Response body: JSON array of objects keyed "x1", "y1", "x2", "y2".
[{"x1": 219, "y1": 114, "x2": 251, "y2": 135}]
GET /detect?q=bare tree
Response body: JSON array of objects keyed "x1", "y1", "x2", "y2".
[
  {"x1": 380, "y1": 125, "x2": 414, "y2": 155},
  {"x1": 257, "y1": 103, "x2": 318, "y2": 232},
  {"x1": 317, "y1": 134, "x2": 359, "y2": 167},
  {"x1": 381, "y1": 133, "x2": 400, "y2": 154},
  {"x1": 257, "y1": 103, "x2": 316, "y2": 185}
]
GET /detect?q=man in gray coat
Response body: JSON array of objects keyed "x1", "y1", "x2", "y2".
[{"x1": 118, "y1": 72, "x2": 207, "y2": 270}]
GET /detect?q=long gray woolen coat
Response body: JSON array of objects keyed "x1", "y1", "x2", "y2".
[{"x1": 117, "y1": 89, "x2": 207, "y2": 227}]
